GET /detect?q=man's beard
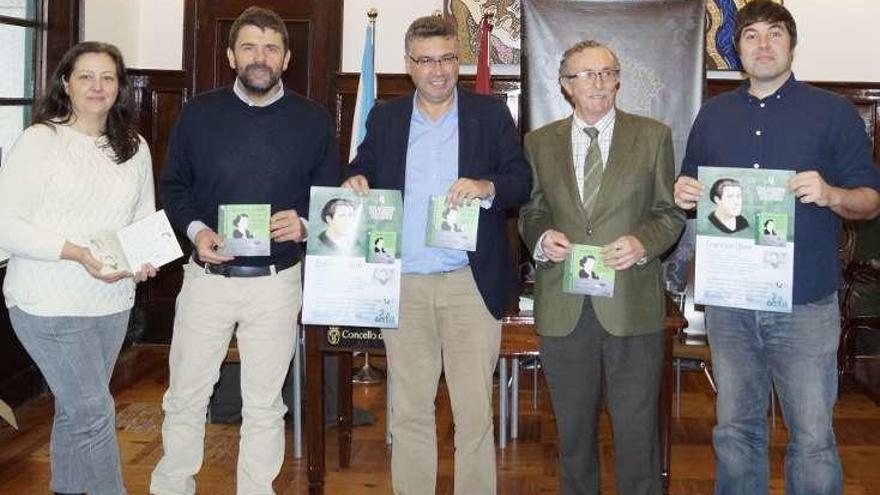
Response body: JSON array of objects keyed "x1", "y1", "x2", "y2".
[{"x1": 238, "y1": 63, "x2": 281, "y2": 95}]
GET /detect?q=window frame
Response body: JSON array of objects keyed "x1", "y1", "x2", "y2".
[{"x1": 0, "y1": 1, "x2": 80, "y2": 161}]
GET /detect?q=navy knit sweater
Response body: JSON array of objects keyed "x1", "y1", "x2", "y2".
[{"x1": 160, "y1": 86, "x2": 340, "y2": 266}]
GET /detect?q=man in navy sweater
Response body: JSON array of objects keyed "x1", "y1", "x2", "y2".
[{"x1": 150, "y1": 7, "x2": 338, "y2": 495}]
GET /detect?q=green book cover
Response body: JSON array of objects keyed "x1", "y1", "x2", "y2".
[
  {"x1": 424, "y1": 195, "x2": 479, "y2": 251},
  {"x1": 217, "y1": 204, "x2": 271, "y2": 256},
  {"x1": 562, "y1": 244, "x2": 615, "y2": 297},
  {"x1": 366, "y1": 230, "x2": 397, "y2": 264},
  {"x1": 755, "y1": 211, "x2": 788, "y2": 247}
]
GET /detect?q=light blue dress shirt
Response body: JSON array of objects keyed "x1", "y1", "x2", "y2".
[{"x1": 401, "y1": 91, "x2": 470, "y2": 274}]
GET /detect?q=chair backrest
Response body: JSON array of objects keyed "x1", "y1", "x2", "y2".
[{"x1": 680, "y1": 259, "x2": 707, "y2": 337}]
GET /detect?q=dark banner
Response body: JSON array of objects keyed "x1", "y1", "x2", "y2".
[{"x1": 523, "y1": 0, "x2": 705, "y2": 168}]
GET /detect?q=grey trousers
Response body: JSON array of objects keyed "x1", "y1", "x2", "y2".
[
  {"x1": 541, "y1": 300, "x2": 664, "y2": 495},
  {"x1": 10, "y1": 306, "x2": 130, "y2": 495}
]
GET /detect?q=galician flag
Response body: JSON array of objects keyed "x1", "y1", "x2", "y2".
[{"x1": 349, "y1": 21, "x2": 377, "y2": 161}]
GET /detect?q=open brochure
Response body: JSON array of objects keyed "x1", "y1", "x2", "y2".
[{"x1": 86, "y1": 210, "x2": 183, "y2": 275}]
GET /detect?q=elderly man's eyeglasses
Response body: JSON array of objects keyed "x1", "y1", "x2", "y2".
[
  {"x1": 562, "y1": 69, "x2": 620, "y2": 82},
  {"x1": 408, "y1": 54, "x2": 459, "y2": 68}
]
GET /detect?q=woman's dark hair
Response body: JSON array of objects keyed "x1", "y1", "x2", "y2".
[{"x1": 32, "y1": 41, "x2": 139, "y2": 164}]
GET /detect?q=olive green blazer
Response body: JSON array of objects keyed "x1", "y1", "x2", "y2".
[{"x1": 519, "y1": 110, "x2": 685, "y2": 337}]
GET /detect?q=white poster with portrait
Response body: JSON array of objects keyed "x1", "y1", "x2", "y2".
[
  {"x1": 302, "y1": 187, "x2": 403, "y2": 328},
  {"x1": 694, "y1": 166, "x2": 795, "y2": 312}
]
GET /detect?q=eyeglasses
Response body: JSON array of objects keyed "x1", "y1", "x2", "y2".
[
  {"x1": 562, "y1": 69, "x2": 620, "y2": 83},
  {"x1": 408, "y1": 54, "x2": 459, "y2": 68}
]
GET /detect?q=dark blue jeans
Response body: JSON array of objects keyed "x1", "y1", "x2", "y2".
[
  {"x1": 706, "y1": 294, "x2": 842, "y2": 495},
  {"x1": 10, "y1": 306, "x2": 130, "y2": 495}
]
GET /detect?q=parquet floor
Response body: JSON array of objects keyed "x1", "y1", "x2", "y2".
[{"x1": 1, "y1": 345, "x2": 879, "y2": 494}]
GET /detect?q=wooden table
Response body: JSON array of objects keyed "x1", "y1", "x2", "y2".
[{"x1": 305, "y1": 301, "x2": 685, "y2": 495}]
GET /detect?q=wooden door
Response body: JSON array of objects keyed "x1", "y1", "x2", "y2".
[
  {"x1": 137, "y1": 0, "x2": 342, "y2": 343},
  {"x1": 184, "y1": 0, "x2": 342, "y2": 105}
]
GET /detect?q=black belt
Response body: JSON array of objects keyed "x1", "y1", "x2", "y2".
[{"x1": 193, "y1": 258, "x2": 298, "y2": 278}]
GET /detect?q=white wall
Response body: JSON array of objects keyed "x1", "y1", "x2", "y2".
[
  {"x1": 342, "y1": 0, "x2": 443, "y2": 74},
  {"x1": 82, "y1": 0, "x2": 139, "y2": 66},
  {"x1": 82, "y1": 0, "x2": 879, "y2": 82},
  {"x1": 787, "y1": 0, "x2": 879, "y2": 82},
  {"x1": 134, "y1": 0, "x2": 185, "y2": 70},
  {"x1": 82, "y1": 0, "x2": 183, "y2": 70}
]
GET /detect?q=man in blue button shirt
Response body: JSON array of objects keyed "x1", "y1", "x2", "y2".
[
  {"x1": 674, "y1": 2, "x2": 880, "y2": 494},
  {"x1": 343, "y1": 15, "x2": 531, "y2": 495}
]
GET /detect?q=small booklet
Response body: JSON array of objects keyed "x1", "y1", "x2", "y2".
[
  {"x1": 366, "y1": 230, "x2": 397, "y2": 264},
  {"x1": 754, "y1": 211, "x2": 788, "y2": 247},
  {"x1": 562, "y1": 244, "x2": 615, "y2": 297},
  {"x1": 86, "y1": 210, "x2": 183, "y2": 275},
  {"x1": 424, "y1": 195, "x2": 479, "y2": 251},
  {"x1": 218, "y1": 204, "x2": 271, "y2": 256}
]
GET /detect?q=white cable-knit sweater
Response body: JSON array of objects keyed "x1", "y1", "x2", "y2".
[{"x1": 0, "y1": 123, "x2": 154, "y2": 317}]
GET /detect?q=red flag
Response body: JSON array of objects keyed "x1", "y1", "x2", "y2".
[{"x1": 475, "y1": 16, "x2": 493, "y2": 95}]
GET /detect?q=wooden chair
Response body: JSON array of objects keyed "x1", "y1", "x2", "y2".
[
  {"x1": 672, "y1": 334, "x2": 716, "y2": 417},
  {"x1": 669, "y1": 291, "x2": 716, "y2": 417},
  {"x1": 839, "y1": 257, "x2": 880, "y2": 376},
  {"x1": 837, "y1": 221, "x2": 880, "y2": 378}
]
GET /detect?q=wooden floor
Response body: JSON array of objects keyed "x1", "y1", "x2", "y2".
[{"x1": 1, "y1": 345, "x2": 879, "y2": 494}]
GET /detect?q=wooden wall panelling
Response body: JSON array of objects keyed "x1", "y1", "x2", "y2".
[
  {"x1": 0, "y1": 268, "x2": 47, "y2": 406},
  {"x1": 129, "y1": 69, "x2": 189, "y2": 343}
]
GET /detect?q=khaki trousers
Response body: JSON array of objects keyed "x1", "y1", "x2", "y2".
[
  {"x1": 150, "y1": 261, "x2": 302, "y2": 495},
  {"x1": 383, "y1": 267, "x2": 501, "y2": 495}
]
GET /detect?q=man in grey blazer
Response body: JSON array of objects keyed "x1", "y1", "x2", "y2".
[{"x1": 519, "y1": 40, "x2": 684, "y2": 495}]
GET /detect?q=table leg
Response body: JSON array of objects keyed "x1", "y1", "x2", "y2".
[
  {"x1": 293, "y1": 329, "x2": 303, "y2": 458},
  {"x1": 660, "y1": 324, "x2": 673, "y2": 495},
  {"x1": 511, "y1": 357, "x2": 519, "y2": 440},
  {"x1": 305, "y1": 325, "x2": 325, "y2": 495},
  {"x1": 498, "y1": 357, "x2": 508, "y2": 449},
  {"x1": 338, "y1": 352, "x2": 353, "y2": 468},
  {"x1": 386, "y1": 372, "x2": 393, "y2": 445}
]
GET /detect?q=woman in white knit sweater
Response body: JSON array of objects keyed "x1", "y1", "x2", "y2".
[{"x1": 0, "y1": 42, "x2": 155, "y2": 495}]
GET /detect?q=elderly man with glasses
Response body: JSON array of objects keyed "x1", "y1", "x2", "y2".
[
  {"x1": 342, "y1": 14, "x2": 531, "y2": 495},
  {"x1": 519, "y1": 39, "x2": 684, "y2": 495}
]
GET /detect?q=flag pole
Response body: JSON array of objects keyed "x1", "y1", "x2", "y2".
[
  {"x1": 354, "y1": 8, "x2": 386, "y2": 386},
  {"x1": 368, "y1": 7, "x2": 378, "y2": 74}
]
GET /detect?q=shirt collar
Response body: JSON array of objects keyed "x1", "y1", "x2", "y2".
[
  {"x1": 572, "y1": 107, "x2": 616, "y2": 135},
  {"x1": 412, "y1": 88, "x2": 459, "y2": 124},
  {"x1": 233, "y1": 78, "x2": 285, "y2": 107},
  {"x1": 738, "y1": 73, "x2": 799, "y2": 102}
]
